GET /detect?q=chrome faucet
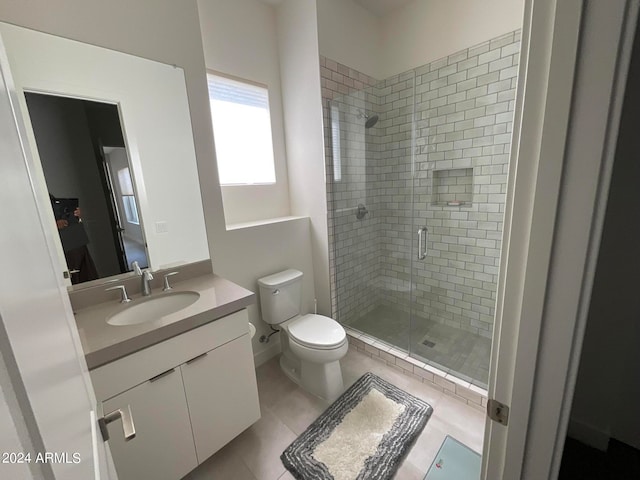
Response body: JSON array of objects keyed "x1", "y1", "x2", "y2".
[
  {"x1": 141, "y1": 270, "x2": 154, "y2": 296},
  {"x1": 132, "y1": 261, "x2": 154, "y2": 296}
]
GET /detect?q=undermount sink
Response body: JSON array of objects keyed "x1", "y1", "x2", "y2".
[{"x1": 107, "y1": 291, "x2": 200, "y2": 326}]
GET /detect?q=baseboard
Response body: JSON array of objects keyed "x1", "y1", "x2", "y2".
[
  {"x1": 253, "y1": 339, "x2": 281, "y2": 367},
  {"x1": 568, "y1": 418, "x2": 610, "y2": 451}
]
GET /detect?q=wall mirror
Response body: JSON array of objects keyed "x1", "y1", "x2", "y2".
[{"x1": 0, "y1": 22, "x2": 210, "y2": 287}]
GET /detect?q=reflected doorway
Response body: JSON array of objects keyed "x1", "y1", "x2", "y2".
[{"x1": 25, "y1": 92, "x2": 148, "y2": 284}]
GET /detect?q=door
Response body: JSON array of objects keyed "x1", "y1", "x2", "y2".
[
  {"x1": 482, "y1": 0, "x2": 636, "y2": 478},
  {"x1": 0, "y1": 34, "x2": 115, "y2": 479},
  {"x1": 103, "y1": 369, "x2": 197, "y2": 480},
  {"x1": 180, "y1": 333, "x2": 261, "y2": 463},
  {"x1": 327, "y1": 73, "x2": 416, "y2": 354},
  {"x1": 96, "y1": 139, "x2": 129, "y2": 273},
  {"x1": 103, "y1": 147, "x2": 148, "y2": 270}
]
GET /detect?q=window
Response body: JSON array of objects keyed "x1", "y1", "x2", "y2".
[
  {"x1": 330, "y1": 103, "x2": 342, "y2": 182},
  {"x1": 117, "y1": 167, "x2": 139, "y2": 225},
  {"x1": 207, "y1": 73, "x2": 276, "y2": 185}
]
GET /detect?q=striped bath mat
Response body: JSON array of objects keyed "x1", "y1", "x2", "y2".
[{"x1": 281, "y1": 372, "x2": 433, "y2": 480}]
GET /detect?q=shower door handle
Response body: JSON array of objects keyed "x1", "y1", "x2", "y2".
[{"x1": 417, "y1": 227, "x2": 428, "y2": 260}]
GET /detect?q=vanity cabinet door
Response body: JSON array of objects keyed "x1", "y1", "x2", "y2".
[
  {"x1": 102, "y1": 368, "x2": 197, "y2": 480},
  {"x1": 180, "y1": 333, "x2": 261, "y2": 463}
]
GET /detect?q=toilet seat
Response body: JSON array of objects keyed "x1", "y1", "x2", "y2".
[{"x1": 287, "y1": 314, "x2": 346, "y2": 350}]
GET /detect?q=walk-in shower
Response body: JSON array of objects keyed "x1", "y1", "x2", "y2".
[{"x1": 323, "y1": 31, "x2": 520, "y2": 388}]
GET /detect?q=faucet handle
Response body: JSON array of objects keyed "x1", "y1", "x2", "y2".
[
  {"x1": 106, "y1": 285, "x2": 131, "y2": 303},
  {"x1": 163, "y1": 271, "x2": 179, "y2": 291},
  {"x1": 131, "y1": 261, "x2": 142, "y2": 276}
]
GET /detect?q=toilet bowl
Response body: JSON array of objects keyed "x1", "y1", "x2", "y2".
[{"x1": 258, "y1": 270, "x2": 348, "y2": 402}]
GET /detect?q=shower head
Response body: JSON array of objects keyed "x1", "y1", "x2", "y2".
[
  {"x1": 357, "y1": 109, "x2": 379, "y2": 128},
  {"x1": 365, "y1": 114, "x2": 379, "y2": 128}
]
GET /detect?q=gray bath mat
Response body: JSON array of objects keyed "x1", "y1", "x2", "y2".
[{"x1": 281, "y1": 372, "x2": 433, "y2": 480}]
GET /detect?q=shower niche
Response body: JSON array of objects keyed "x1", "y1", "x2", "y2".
[{"x1": 431, "y1": 168, "x2": 474, "y2": 206}]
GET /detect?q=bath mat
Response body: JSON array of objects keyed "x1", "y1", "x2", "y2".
[
  {"x1": 424, "y1": 435, "x2": 481, "y2": 480},
  {"x1": 281, "y1": 372, "x2": 433, "y2": 480}
]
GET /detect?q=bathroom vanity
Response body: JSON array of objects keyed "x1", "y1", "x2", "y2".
[{"x1": 73, "y1": 273, "x2": 260, "y2": 480}]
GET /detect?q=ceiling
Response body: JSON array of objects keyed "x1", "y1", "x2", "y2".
[
  {"x1": 352, "y1": 0, "x2": 415, "y2": 17},
  {"x1": 256, "y1": 0, "x2": 416, "y2": 18}
]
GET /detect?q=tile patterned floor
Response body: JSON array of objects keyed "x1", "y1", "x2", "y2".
[
  {"x1": 345, "y1": 305, "x2": 491, "y2": 387},
  {"x1": 184, "y1": 347, "x2": 485, "y2": 480}
]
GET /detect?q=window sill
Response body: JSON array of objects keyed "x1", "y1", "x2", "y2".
[{"x1": 225, "y1": 215, "x2": 308, "y2": 231}]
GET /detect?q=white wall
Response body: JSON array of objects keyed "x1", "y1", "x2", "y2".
[
  {"x1": 196, "y1": 0, "x2": 320, "y2": 362},
  {"x1": 380, "y1": 0, "x2": 524, "y2": 78},
  {"x1": 198, "y1": 0, "x2": 291, "y2": 225},
  {"x1": 317, "y1": 0, "x2": 524, "y2": 81},
  {"x1": 216, "y1": 218, "x2": 316, "y2": 365},
  {"x1": 316, "y1": 0, "x2": 381, "y2": 79},
  {"x1": 277, "y1": 0, "x2": 331, "y2": 316}
]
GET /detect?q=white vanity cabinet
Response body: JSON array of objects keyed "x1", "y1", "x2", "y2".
[
  {"x1": 102, "y1": 367, "x2": 197, "y2": 480},
  {"x1": 180, "y1": 331, "x2": 259, "y2": 462},
  {"x1": 90, "y1": 309, "x2": 260, "y2": 480}
]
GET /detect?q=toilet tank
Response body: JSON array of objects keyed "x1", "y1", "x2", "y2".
[{"x1": 258, "y1": 269, "x2": 303, "y2": 325}]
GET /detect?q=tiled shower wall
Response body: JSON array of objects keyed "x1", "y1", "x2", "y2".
[{"x1": 324, "y1": 30, "x2": 520, "y2": 340}]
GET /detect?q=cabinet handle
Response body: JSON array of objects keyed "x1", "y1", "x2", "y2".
[
  {"x1": 98, "y1": 404, "x2": 136, "y2": 442},
  {"x1": 149, "y1": 368, "x2": 175, "y2": 382},
  {"x1": 186, "y1": 352, "x2": 208, "y2": 365}
]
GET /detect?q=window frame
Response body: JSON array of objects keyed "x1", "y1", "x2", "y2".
[{"x1": 206, "y1": 70, "x2": 277, "y2": 187}]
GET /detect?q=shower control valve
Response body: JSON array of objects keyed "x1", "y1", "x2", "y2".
[{"x1": 356, "y1": 204, "x2": 369, "y2": 220}]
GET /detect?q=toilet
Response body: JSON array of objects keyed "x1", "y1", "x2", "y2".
[{"x1": 258, "y1": 269, "x2": 348, "y2": 402}]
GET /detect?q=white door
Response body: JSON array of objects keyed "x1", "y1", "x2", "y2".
[
  {"x1": 0, "y1": 35, "x2": 116, "y2": 480},
  {"x1": 482, "y1": 0, "x2": 637, "y2": 478}
]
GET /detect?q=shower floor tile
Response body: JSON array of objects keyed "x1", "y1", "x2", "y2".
[{"x1": 345, "y1": 305, "x2": 491, "y2": 387}]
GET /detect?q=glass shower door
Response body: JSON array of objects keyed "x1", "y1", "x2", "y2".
[
  {"x1": 406, "y1": 39, "x2": 518, "y2": 389},
  {"x1": 327, "y1": 72, "x2": 416, "y2": 354}
]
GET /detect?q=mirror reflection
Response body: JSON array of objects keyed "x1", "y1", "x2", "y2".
[
  {"x1": 1, "y1": 21, "x2": 212, "y2": 284},
  {"x1": 25, "y1": 92, "x2": 148, "y2": 284}
]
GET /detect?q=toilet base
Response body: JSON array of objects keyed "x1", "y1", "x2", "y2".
[
  {"x1": 279, "y1": 351, "x2": 301, "y2": 384},
  {"x1": 300, "y1": 358, "x2": 344, "y2": 402},
  {"x1": 279, "y1": 352, "x2": 345, "y2": 403}
]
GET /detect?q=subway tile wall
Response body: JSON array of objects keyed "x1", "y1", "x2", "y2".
[{"x1": 323, "y1": 31, "x2": 520, "y2": 347}]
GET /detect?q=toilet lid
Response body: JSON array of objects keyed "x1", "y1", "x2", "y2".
[{"x1": 288, "y1": 314, "x2": 346, "y2": 349}]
